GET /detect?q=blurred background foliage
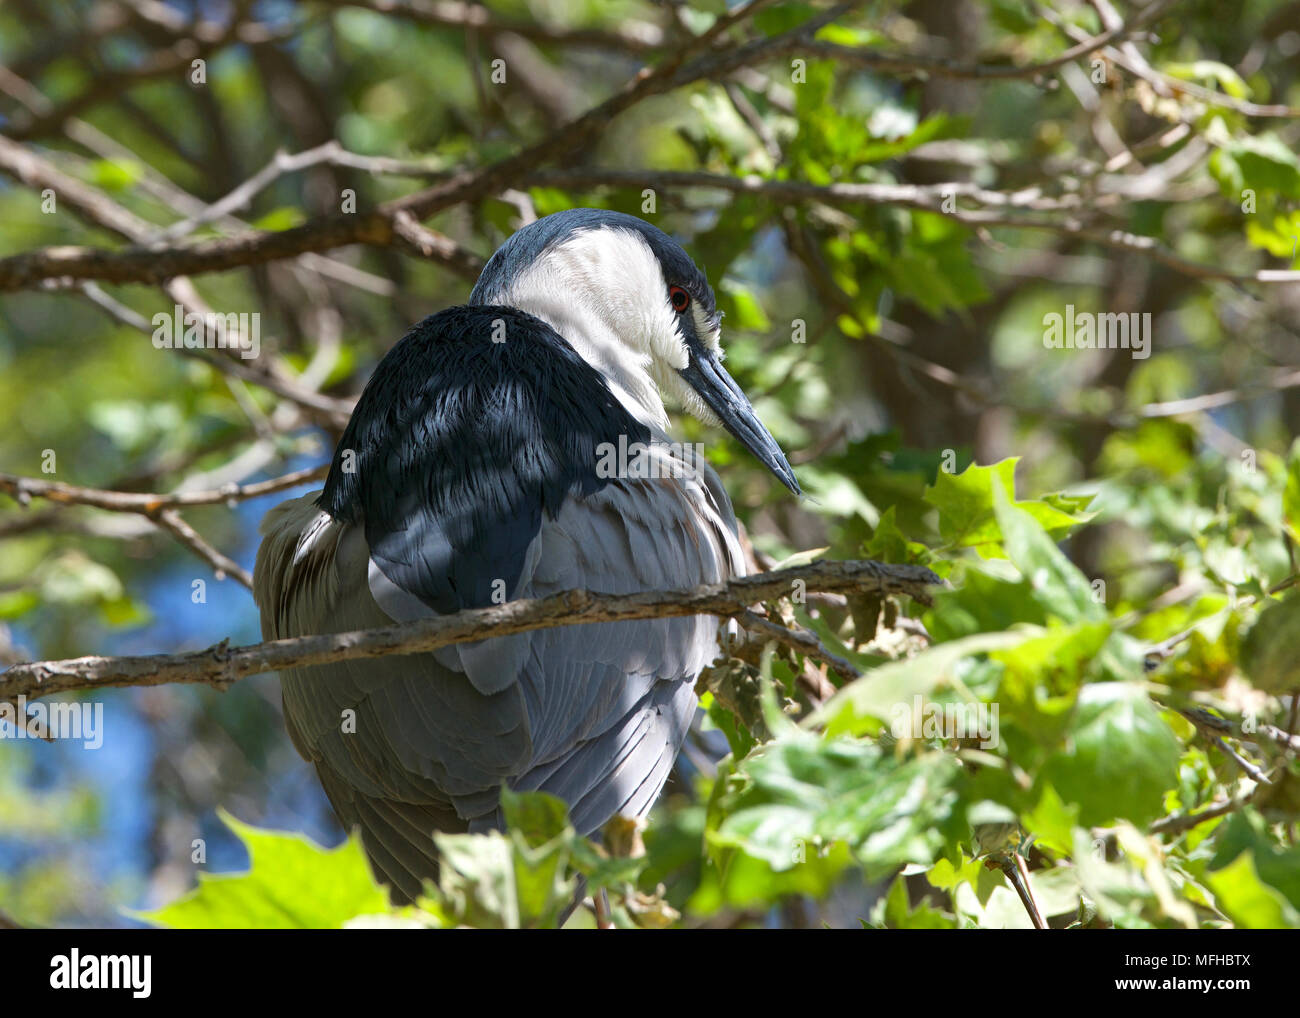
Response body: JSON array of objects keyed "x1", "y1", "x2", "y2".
[{"x1": 2, "y1": 0, "x2": 1300, "y2": 928}]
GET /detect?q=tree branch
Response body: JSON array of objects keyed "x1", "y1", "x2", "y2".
[
  {"x1": 5, "y1": 16, "x2": 303, "y2": 140},
  {"x1": 1149, "y1": 788, "x2": 1260, "y2": 837},
  {"x1": 9, "y1": 158, "x2": 1298, "y2": 291},
  {"x1": 7, "y1": 2, "x2": 1271, "y2": 293},
  {"x1": 0, "y1": 465, "x2": 327, "y2": 513},
  {"x1": 0, "y1": 1, "x2": 859, "y2": 292},
  {"x1": 150, "y1": 508, "x2": 253, "y2": 590},
  {"x1": 0, "y1": 559, "x2": 942, "y2": 702},
  {"x1": 0, "y1": 466, "x2": 329, "y2": 592}
]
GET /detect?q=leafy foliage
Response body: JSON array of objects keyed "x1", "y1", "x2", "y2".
[
  {"x1": 143, "y1": 453, "x2": 1300, "y2": 930},
  {"x1": 2, "y1": 0, "x2": 1299, "y2": 929},
  {"x1": 137, "y1": 812, "x2": 389, "y2": 929}
]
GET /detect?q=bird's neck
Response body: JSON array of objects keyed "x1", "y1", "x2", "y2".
[{"x1": 507, "y1": 295, "x2": 671, "y2": 434}]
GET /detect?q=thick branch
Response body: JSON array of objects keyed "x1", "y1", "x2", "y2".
[
  {"x1": 9, "y1": 160, "x2": 1298, "y2": 290},
  {"x1": 0, "y1": 559, "x2": 942, "y2": 702}
]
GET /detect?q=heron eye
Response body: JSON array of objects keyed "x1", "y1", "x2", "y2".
[{"x1": 669, "y1": 286, "x2": 691, "y2": 312}]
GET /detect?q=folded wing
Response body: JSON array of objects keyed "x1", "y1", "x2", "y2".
[{"x1": 254, "y1": 307, "x2": 742, "y2": 900}]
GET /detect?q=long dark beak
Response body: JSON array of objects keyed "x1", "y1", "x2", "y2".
[{"x1": 678, "y1": 345, "x2": 801, "y2": 496}]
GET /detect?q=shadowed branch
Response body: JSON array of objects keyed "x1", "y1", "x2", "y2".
[{"x1": 0, "y1": 559, "x2": 943, "y2": 703}]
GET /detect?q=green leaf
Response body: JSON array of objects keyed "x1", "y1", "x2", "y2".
[
  {"x1": 136, "y1": 812, "x2": 388, "y2": 929},
  {"x1": 1205, "y1": 852, "x2": 1300, "y2": 929},
  {"x1": 720, "y1": 281, "x2": 771, "y2": 331},
  {"x1": 923, "y1": 458, "x2": 1094, "y2": 558},
  {"x1": 1244, "y1": 209, "x2": 1300, "y2": 262},
  {"x1": 1040, "y1": 684, "x2": 1181, "y2": 828},
  {"x1": 855, "y1": 113, "x2": 962, "y2": 165},
  {"x1": 433, "y1": 790, "x2": 579, "y2": 928},
  {"x1": 0, "y1": 590, "x2": 38, "y2": 620},
  {"x1": 500, "y1": 787, "x2": 569, "y2": 848},
  {"x1": 925, "y1": 853, "x2": 987, "y2": 896},
  {"x1": 89, "y1": 158, "x2": 143, "y2": 192},
  {"x1": 1240, "y1": 592, "x2": 1300, "y2": 693},
  {"x1": 1210, "y1": 133, "x2": 1300, "y2": 201},
  {"x1": 812, "y1": 628, "x2": 1037, "y2": 737},
  {"x1": 708, "y1": 732, "x2": 960, "y2": 881},
  {"x1": 703, "y1": 690, "x2": 756, "y2": 759},
  {"x1": 863, "y1": 505, "x2": 931, "y2": 564},
  {"x1": 38, "y1": 553, "x2": 123, "y2": 606},
  {"x1": 991, "y1": 621, "x2": 1109, "y2": 747},
  {"x1": 992, "y1": 483, "x2": 1105, "y2": 623},
  {"x1": 754, "y1": 2, "x2": 815, "y2": 36},
  {"x1": 251, "y1": 206, "x2": 308, "y2": 231},
  {"x1": 878, "y1": 874, "x2": 959, "y2": 928},
  {"x1": 1162, "y1": 60, "x2": 1249, "y2": 99},
  {"x1": 925, "y1": 565, "x2": 1048, "y2": 641},
  {"x1": 433, "y1": 830, "x2": 523, "y2": 928},
  {"x1": 1208, "y1": 810, "x2": 1300, "y2": 911},
  {"x1": 1022, "y1": 784, "x2": 1082, "y2": 857}
]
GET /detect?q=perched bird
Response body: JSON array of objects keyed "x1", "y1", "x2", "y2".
[{"x1": 254, "y1": 209, "x2": 799, "y2": 901}]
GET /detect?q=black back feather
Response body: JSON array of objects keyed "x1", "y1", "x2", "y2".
[{"x1": 318, "y1": 306, "x2": 651, "y2": 613}]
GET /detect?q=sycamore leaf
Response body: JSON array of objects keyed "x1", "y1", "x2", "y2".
[{"x1": 135, "y1": 811, "x2": 388, "y2": 929}]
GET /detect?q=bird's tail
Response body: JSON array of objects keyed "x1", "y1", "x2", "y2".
[{"x1": 317, "y1": 767, "x2": 465, "y2": 906}]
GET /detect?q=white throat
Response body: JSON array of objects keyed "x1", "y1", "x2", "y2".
[
  {"x1": 478, "y1": 229, "x2": 688, "y2": 433},
  {"x1": 507, "y1": 289, "x2": 671, "y2": 432}
]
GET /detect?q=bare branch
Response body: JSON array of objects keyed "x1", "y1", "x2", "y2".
[
  {"x1": 0, "y1": 465, "x2": 328, "y2": 513},
  {"x1": 8, "y1": 156, "x2": 1297, "y2": 291},
  {"x1": 1150, "y1": 789, "x2": 1260, "y2": 837},
  {"x1": 0, "y1": 559, "x2": 943, "y2": 703},
  {"x1": 0, "y1": 134, "x2": 156, "y2": 239},
  {"x1": 1053, "y1": 0, "x2": 1300, "y2": 118},
  {"x1": 151, "y1": 509, "x2": 253, "y2": 590},
  {"x1": 73, "y1": 282, "x2": 355, "y2": 429},
  {"x1": 739, "y1": 609, "x2": 861, "y2": 683},
  {"x1": 0, "y1": 466, "x2": 329, "y2": 592},
  {"x1": 0, "y1": 132, "x2": 359, "y2": 428}
]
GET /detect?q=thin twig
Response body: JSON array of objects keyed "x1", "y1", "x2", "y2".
[
  {"x1": 0, "y1": 465, "x2": 328, "y2": 513},
  {"x1": 1150, "y1": 790, "x2": 1260, "y2": 837},
  {"x1": 0, "y1": 466, "x2": 328, "y2": 591},
  {"x1": 738, "y1": 609, "x2": 861, "y2": 683}
]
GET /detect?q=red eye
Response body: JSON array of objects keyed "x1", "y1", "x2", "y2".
[{"x1": 669, "y1": 286, "x2": 690, "y2": 312}]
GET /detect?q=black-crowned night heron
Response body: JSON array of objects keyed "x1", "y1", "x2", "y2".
[{"x1": 254, "y1": 209, "x2": 799, "y2": 901}]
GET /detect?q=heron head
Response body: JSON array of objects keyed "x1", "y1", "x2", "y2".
[{"x1": 469, "y1": 209, "x2": 800, "y2": 495}]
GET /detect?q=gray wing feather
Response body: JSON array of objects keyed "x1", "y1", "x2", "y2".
[
  {"x1": 511, "y1": 680, "x2": 697, "y2": 834},
  {"x1": 492, "y1": 464, "x2": 741, "y2": 829},
  {"x1": 255, "y1": 455, "x2": 742, "y2": 899},
  {"x1": 256, "y1": 496, "x2": 532, "y2": 898}
]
